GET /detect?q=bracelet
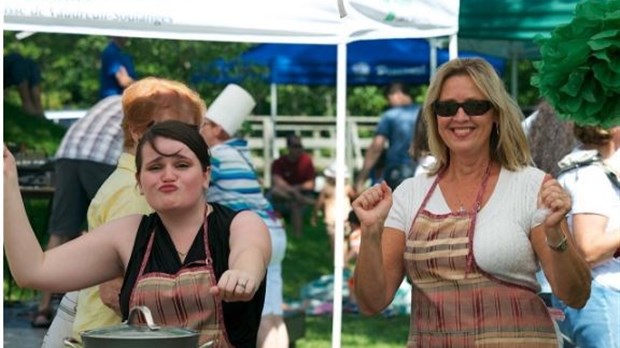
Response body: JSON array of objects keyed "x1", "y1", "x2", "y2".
[{"x1": 546, "y1": 234, "x2": 568, "y2": 252}]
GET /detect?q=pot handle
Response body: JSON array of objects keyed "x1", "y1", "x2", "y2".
[
  {"x1": 127, "y1": 306, "x2": 161, "y2": 331},
  {"x1": 63, "y1": 337, "x2": 83, "y2": 348}
]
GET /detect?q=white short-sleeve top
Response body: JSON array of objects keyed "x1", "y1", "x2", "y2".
[
  {"x1": 558, "y1": 160, "x2": 620, "y2": 291},
  {"x1": 386, "y1": 166, "x2": 546, "y2": 290}
]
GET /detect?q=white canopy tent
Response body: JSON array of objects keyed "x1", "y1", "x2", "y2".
[
  {"x1": 4, "y1": 0, "x2": 458, "y2": 43},
  {"x1": 3, "y1": 1, "x2": 460, "y2": 345}
]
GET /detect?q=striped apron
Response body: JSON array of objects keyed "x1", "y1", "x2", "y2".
[
  {"x1": 404, "y1": 169, "x2": 558, "y2": 347},
  {"x1": 129, "y1": 214, "x2": 232, "y2": 347}
]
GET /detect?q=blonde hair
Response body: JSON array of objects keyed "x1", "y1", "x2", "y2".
[
  {"x1": 422, "y1": 58, "x2": 532, "y2": 175},
  {"x1": 121, "y1": 77, "x2": 206, "y2": 149}
]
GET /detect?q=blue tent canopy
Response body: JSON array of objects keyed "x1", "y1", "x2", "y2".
[{"x1": 193, "y1": 39, "x2": 505, "y2": 86}]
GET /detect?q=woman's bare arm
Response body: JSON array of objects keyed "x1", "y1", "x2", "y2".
[
  {"x1": 534, "y1": 178, "x2": 591, "y2": 308},
  {"x1": 210, "y1": 210, "x2": 271, "y2": 302},
  {"x1": 572, "y1": 214, "x2": 620, "y2": 266},
  {"x1": 5, "y1": 143, "x2": 136, "y2": 292},
  {"x1": 352, "y1": 182, "x2": 406, "y2": 314}
]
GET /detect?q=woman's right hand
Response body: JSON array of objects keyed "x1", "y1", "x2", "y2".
[{"x1": 351, "y1": 181, "x2": 393, "y2": 235}]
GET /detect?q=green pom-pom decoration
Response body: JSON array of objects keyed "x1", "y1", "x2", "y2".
[{"x1": 532, "y1": 0, "x2": 620, "y2": 128}]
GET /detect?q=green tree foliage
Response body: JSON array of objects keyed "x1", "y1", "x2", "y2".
[
  {"x1": 3, "y1": 32, "x2": 253, "y2": 109},
  {"x1": 4, "y1": 31, "x2": 539, "y2": 117},
  {"x1": 3, "y1": 102, "x2": 66, "y2": 156}
]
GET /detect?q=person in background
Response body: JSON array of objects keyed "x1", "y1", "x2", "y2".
[
  {"x1": 50, "y1": 77, "x2": 206, "y2": 347},
  {"x1": 4, "y1": 120, "x2": 272, "y2": 347},
  {"x1": 32, "y1": 95, "x2": 124, "y2": 329},
  {"x1": 4, "y1": 52, "x2": 44, "y2": 116},
  {"x1": 200, "y1": 84, "x2": 289, "y2": 348},
  {"x1": 270, "y1": 134, "x2": 316, "y2": 237},
  {"x1": 369, "y1": 150, "x2": 387, "y2": 186},
  {"x1": 311, "y1": 162, "x2": 355, "y2": 256},
  {"x1": 409, "y1": 109, "x2": 436, "y2": 177},
  {"x1": 99, "y1": 36, "x2": 136, "y2": 99},
  {"x1": 553, "y1": 124, "x2": 620, "y2": 348},
  {"x1": 352, "y1": 58, "x2": 591, "y2": 346},
  {"x1": 526, "y1": 100, "x2": 576, "y2": 177},
  {"x1": 355, "y1": 82, "x2": 420, "y2": 192}
]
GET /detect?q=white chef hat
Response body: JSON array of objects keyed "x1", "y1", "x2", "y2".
[{"x1": 206, "y1": 84, "x2": 256, "y2": 136}]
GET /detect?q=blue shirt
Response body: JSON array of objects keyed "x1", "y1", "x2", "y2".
[
  {"x1": 375, "y1": 104, "x2": 420, "y2": 168},
  {"x1": 99, "y1": 41, "x2": 136, "y2": 99},
  {"x1": 206, "y1": 138, "x2": 283, "y2": 232}
]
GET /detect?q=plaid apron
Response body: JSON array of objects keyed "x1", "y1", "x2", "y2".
[
  {"x1": 129, "y1": 213, "x2": 232, "y2": 347},
  {"x1": 404, "y1": 168, "x2": 558, "y2": 347}
]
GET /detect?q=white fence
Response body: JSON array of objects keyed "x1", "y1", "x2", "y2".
[
  {"x1": 244, "y1": 115, "x2": 380, "y2": 186},
  {"x1": 45, "y1": 111, "x2": 381, "y2": 187}
]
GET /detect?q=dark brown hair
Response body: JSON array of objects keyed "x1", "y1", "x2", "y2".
[{"x1": 135, "y1": 120, "x2": 211, "y2": 176}]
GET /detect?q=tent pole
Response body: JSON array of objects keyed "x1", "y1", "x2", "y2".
[
  {"x1": 448, "y1": 33, "x2": 458, "y2": 59},
  {"x1": 331, "y1": 41, "x2": 347, "y2": 348},
  {"x1": 429, "y1": 38, "x2": 438, "y2": 80},
  {"x1": 268, "y1": 83, "x2": 278, "y2": 186}
]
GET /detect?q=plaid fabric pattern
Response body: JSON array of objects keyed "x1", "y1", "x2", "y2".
[
  {"x1": 130, "y1": 269, "x2": 226, "y2": 346},
  {"x1": 129, "y1": 221, "x2": 232, "y2": 348},
  {"x1": 403, "y1": 178, "x2": 558, "y2": 347},
  {"x1": 54, "y1": 95, "x2": 124, "y2": 165}
]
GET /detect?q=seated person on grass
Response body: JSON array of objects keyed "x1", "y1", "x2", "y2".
[
  {"x1": 270, "y1": 134, "x2": 316, "y2": 237},
  {"x1": 311, "y1": 162, "x2": 355, "y2": 255}
]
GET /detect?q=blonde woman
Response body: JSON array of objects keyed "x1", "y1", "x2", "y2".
[{"x1": 353, "y1": 58, "x2": 591, "y2": 347}]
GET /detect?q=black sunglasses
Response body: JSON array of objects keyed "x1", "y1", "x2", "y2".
[{"x1": 433, "y1": 100, "x2": 492, "y2": 117}]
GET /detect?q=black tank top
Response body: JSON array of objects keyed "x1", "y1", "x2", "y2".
[{"x1": 119, "y1": 203, "x2": 266, "y2": 347}]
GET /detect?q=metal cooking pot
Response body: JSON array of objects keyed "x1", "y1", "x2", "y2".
[{"x1": 64, "y1": 306, "x2": 214, "y2": 348}]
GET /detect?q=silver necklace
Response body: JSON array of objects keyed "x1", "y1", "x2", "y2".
[
  {"x1": 455, "y1": 195, "x2": 466, "y2": 213},
  {"x1": 451, "y1": 163, "x2": 491, "y2": 213}
]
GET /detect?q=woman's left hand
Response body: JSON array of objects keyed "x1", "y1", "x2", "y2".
[
  {"x1": 538, "y1": 177, "x2": 571, "y2": 227},
  {"x1": 209, "y1": 269, "x2": 257, "y2": 302}
]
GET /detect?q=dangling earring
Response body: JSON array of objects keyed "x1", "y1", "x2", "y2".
[{"x1": 495, "y1": 123, "x2": 500, "y2": 137}]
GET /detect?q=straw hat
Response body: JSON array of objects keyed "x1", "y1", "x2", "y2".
[{"x1": 206, "y1": 84, "x2": 256, "y2": 136}]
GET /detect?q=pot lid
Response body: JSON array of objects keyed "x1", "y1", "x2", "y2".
[{"x1": 82, "y1": 325, "x2": 198, "y2": 340}]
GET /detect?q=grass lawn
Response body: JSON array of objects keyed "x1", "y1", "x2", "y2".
[
  {"x1": 298, "y1": 314, "x2": 409, "y2": 347},
  {"x1": 281, "y1": 216, "x2": 409, "y2": 347}
]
